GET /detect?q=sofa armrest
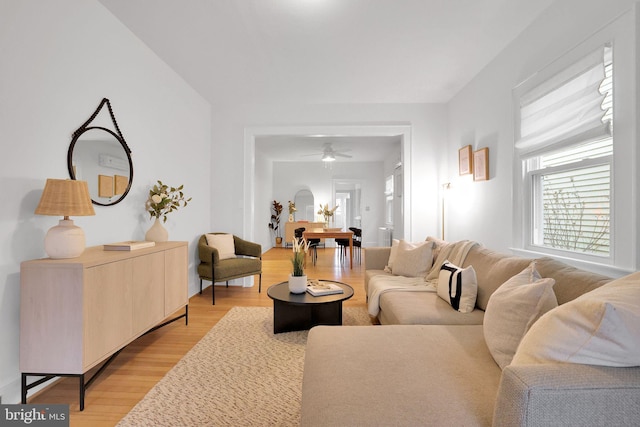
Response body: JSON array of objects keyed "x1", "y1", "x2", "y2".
[
  {"x1": 198, "y1": 239, "x2": 220, "y2": 264},
  {"x1": 364, "y1": 247, "x2": 391, "y2": 271},
  {"x1": 493, "y1": 363, "x2": 640, "y2": 427},
  {"x1": 233, "y1": 235, "x2": 262, "y2": 258}
]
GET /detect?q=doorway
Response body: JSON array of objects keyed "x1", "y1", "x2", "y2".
[
  {"x1": 243, "y1": 124, "x2": 412, "y2": 247},
  {"x1": 333, "y1": 180, "x2": 362, "y2": 230}
]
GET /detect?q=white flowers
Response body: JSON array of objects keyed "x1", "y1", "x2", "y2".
[
  {"x1": 151, "y1": 194, "x2": 164, "y2": 204},
  {"x1": 292, "y1": 237, "x2": 310, "y2": 254}
]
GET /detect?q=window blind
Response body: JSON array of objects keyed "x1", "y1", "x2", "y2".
[{"x1": 516, "y1": 46, "x2": 612, "y2": 157}]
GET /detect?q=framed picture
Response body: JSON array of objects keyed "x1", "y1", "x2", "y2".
[
  {"x1": 458, "y1": 145, "x2": 472, "y2": 175},
  {"x1": 473, "y1": 148, "x2": 489, "y2": 181}
]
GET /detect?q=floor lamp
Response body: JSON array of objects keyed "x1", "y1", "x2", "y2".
[{"x1": 441, "y1": 182, "x2": 451, "y2": 240}]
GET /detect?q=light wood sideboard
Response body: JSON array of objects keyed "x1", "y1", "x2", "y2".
[{"x1": 20, "y1": 241, "x2": 188, "y2": 410}]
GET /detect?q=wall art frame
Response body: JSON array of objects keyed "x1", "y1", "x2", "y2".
[
  {"x1": 473, "y1": 147, "x2": 489, "y2": 181},
  {"x1": 458, "y1": 145, "x2": 473, "y2": 175}
]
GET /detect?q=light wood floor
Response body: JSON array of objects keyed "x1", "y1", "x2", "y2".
[{"x1": 27, "y1": 246, "x2": 368, "y2": 427}]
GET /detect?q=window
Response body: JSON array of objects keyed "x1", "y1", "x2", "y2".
[
  {"x1": 385, "y1": 175, "x2": 393, "y2": 225},
  {"x1": 517, "y1": 45, "x2": 613, "y2": 259}
]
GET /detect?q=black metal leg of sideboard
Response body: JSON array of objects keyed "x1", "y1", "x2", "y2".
[
  {"x1": 79, "y1": 374, "x2": 85, "y2": 411},
  {"x1": 21, "y1": 373, "x2": 27, "y2": 404}
]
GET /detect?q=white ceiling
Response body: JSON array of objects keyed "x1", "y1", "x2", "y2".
[
  {"x1": 97, "y1": 0, "x2": 555, "y2": 161},
  {"x1": 255, "y1": 135, "x2": 401, "y2": 163}
]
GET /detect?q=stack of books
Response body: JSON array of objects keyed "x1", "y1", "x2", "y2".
[{"x1": 306, "y1": 280, "x2": 344, "y2": 296}]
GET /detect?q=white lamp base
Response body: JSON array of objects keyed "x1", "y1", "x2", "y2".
[{"x1": 44, "y1": 219, "x2": 86, "y2": 259}]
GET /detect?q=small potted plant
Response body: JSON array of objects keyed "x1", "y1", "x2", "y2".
[
  {"x1": 289, "y1": 237, "x2": 310, "y2": 293},
  {"x1": 268, "y1": 200, "x2": 283, "y2": 245},
  {"x1": 145, "y1": 180, "x2": 191, "y2": 242}
]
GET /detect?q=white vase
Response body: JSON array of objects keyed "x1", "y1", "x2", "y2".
[
  {"x1": 288, "y1": 274, "x2": 308, "y2": 294},
  {"x1": 145, "y1": 218, "x2": 169, "y2": 242}
]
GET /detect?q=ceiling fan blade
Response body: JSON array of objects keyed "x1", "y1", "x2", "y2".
[{"x1": 334, "y1": 152, "x2": 352, "y2": 158}]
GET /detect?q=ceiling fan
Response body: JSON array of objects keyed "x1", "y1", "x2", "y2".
[{"x1": 303, "y1": 142, "x2": 352, "y2": 162}]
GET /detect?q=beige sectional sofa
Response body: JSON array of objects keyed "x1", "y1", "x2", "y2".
[{"x1": 300, "y1": 241, "x2": 640, "y2": 426}]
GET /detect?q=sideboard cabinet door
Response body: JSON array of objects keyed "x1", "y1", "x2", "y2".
[
  {"x1": 84, "y1": 259, "x2": 134, "y2": 369},
  {"x1": 132, "y1": 251, "x2": 165, "y2": 335},
  {"x1": 164, "y1": 245, "x2": 188, "y2": 316}
]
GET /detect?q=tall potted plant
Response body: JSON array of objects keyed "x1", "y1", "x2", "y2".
[
  {"x1": 289, "y1": 237, "x2": 310, "y2": 293},
  {"x1": 268, "y1": 200, "x2": 283, "y2": 245}
]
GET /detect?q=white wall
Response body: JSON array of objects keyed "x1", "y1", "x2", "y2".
[
  {"x1": 271, "y1": 161, "x2": 385, "y2": 248},
  {"x1": 0, "y1": 0, "x2": 211, "y2": 403},
  {"x1": 445, "y1": 0, "x2": 639, "y2": 273},
  {"x1": 211, "y1": 103, "x2": 448, "y2": 250}
]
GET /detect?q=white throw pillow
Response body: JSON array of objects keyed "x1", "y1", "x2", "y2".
[
  {"x1": 512, "y1": 272, "x2": 640, "y2": 367},
  {"x1": 205, "y1": 233, "x2": 236, "y2": 260},
  {"x1": 483, "y1": 262, "x2": 557, "y2": 370},
  {"x1": 391, "y1": 240, "x2": 434, "y2": 278},
  {"x1": 436, "y1": 261, "x2": 477, "y2": 313}
]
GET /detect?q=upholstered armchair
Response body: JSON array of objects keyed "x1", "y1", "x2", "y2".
[{"x1": 197, "y1": 233, "x2": 262, "y2": 305}]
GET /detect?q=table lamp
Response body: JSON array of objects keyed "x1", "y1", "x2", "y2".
[{"x1": 35, "y1": 179, "x2": 95, "y2": 259}]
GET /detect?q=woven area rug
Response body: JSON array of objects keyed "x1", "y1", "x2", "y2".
[{"x1": 117, "y1": 306, "x2": 371, "y2": 426}]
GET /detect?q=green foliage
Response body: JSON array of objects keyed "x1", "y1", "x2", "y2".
[
  {"x1": 146, "y1": 180, "x2": 192, "y2": 223},
  {"x1": 268, "y1": 200, "x2": 283, "y2": 237}
]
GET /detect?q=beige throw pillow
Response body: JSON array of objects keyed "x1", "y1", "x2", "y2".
[
  {"x1": 384, "y1": 239, "x2": 401, "y2": 273},
  {"x1": 483, "y1": 262, "x2": 557, "y2": 370},
  {"x1": 205, "y1": 233, "x2": 236, "y2": 260},
  {"x1": 436, "y1": 261, "x2": 477, "y2": 313},
  {"x1": 391, "y1": 240, "x2": 434, "y2": 278},
  {"x1": 512, "y1": 272, "x2": 640, "y2": 367}
]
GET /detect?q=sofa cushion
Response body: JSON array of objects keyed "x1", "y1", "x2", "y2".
[
  {"x1": 513, "y1": 271, "x2": 640, "y2": 367},
  {"x1": 535, "y1": 257, "x2": 611, "y2": 305},
  {"x1": 437, "y1": 261, "x2": 477, "y2": 313},
  {"x1": 301, "y1": 325, "x2": 501, "y2": 427},
  {"x1": 462, "y1": 246, "x2": 534, "y2": 311},
  {"x1": 211, "y1": 257, "x2": 262, "y2": 281},
  {"x1": 391, "y1": 239, "x2": 434, "y2": 277},
  {"x1": 205, "y1": 233, "x2": 236, "y2": 260},
  {"x1": 378, "y1": 291, "x2": 484, "y2": 325},
  {"x1": 364, "y1": 269, "x2": 390, "y2": 294},
  {"x1": 483, "y1": 262, "x2": 557, "y2": 369}
]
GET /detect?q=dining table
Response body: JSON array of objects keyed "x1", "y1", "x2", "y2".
[{"x1": 302, "y1": 228, "x2": 354, "y2": 269}]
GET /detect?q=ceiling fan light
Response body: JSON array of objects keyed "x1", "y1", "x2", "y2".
[{"x1": 322, "y1": 153, "x2": 336, "y2": 162}]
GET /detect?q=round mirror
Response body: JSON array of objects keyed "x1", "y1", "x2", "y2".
[
  {"x1": 67, "y1": 126, "x2": 133, "y2": 206},
  {"x1": 294, "y1": 189, "x2": 314, "y2": 221}
]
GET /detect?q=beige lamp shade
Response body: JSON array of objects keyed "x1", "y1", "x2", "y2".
[
  {"x1": 35, "y1": 179, "x2": 95, "y2": 259},
  {"x1": 35, "y1": 179, "x2": 95, "y2": 217}
]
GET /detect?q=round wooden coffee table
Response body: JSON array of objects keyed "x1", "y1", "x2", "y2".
[{"x1": 267, "y1": 280, "x2": 354, "y2": 334}]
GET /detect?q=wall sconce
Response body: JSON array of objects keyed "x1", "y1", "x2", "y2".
[{"x1": 35, "y1": 179, "x2": 95, "y2": 259}]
